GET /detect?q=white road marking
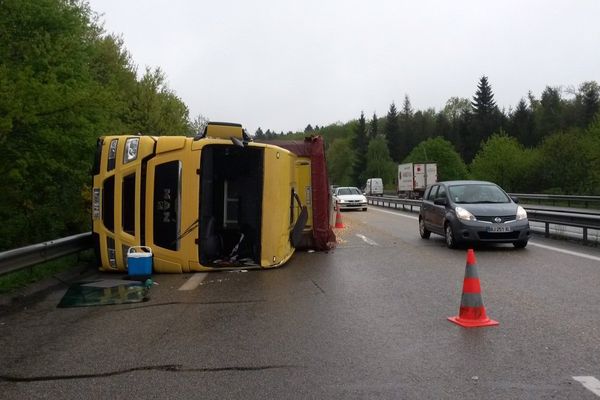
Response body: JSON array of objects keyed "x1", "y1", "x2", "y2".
[
  {"x1": 356, "y1": 234, "x2": 380, "y2": 246},
  {"x1": 370, "y1": 205, "x2": 600, "y2": 262},
  {"x1": 573, "y1": 376, "x2": 600, "y2": 397},
  {"x1": 370, "y1": 207, "x2": 418, "y2": 220},
  {"x1": 528, "y1": 242, "x2": 600, "y2": 262},
  {"x1": 178, "y1": 273, "x2": 208, "y2": 291}
]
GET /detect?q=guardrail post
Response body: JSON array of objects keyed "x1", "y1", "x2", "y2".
[
  {"x1": 545, "y1": 222, "x2": 550, "y2": 237},
  {"x1": 583, "y1": 228, "x2": 588, "y2": 243}
]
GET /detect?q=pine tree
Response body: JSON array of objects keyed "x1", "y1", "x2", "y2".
[
  {"x1": 462, "y1": 76, "x2": 503, "y2": 162},
  {"x1": 352, "y1": 111, "x2": 368, "y2": 185},
  {"x1": 509, "y1": 99, "x2": 535, "y2": 147},
  {"x1": 385, "y1": 102, "x2": 401, "y2": 162},
  {"x1": 398, "y1": 94, "x2": 414, "y2": 160},
  {"x1": 369, "y1": 112, "x2": 378, "y2": 139},
  {"x1": 471, "y1": 76, "x2": 497, "y2": 116},
  {"x1": 254, "y1": 127, "x2": 265, "y2": 139}
]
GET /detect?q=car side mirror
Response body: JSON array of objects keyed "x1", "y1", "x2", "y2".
[
  {"x1": 434, "y1": 197, "x2": 447, "y2": 206},
  {"x1": 511, "y1": 196, "x2": 519, "y2": 204}
]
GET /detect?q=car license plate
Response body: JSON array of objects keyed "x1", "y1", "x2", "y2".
[{"x1": 487, "y1": 225, "x2": 511, "y2": 233}]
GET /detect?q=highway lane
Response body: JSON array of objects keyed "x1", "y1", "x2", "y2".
[{"x1": 1, "y1": 205, "x2": 600, "y2": 399}]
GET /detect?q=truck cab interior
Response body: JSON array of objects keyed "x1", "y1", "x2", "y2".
[{"x1": 198, "y1": 144, "x2": 263, "y2": 267}]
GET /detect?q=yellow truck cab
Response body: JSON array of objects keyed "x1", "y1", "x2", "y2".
[{"x1": 92, "y1": 122, "x2": 334, "y2": 273}]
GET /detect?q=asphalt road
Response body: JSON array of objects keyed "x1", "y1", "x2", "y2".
[{"x1": 1, "y1": 205, "x2": 600, "y2": 399}]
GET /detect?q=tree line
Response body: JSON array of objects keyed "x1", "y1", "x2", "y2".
[{"x1": 267, "y1": 77, "x2": 600, "y2": 195}]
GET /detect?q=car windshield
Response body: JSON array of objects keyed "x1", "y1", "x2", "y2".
[
  {"x1": 448, "y1": 184, "x2": 510, "y2": 204},
  {"x1": 337, "y1": 187, "x2": 361, "y2": 196}
]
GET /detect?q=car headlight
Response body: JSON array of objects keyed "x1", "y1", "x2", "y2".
[
  {"x1": 455, "y1": 206, "x2": 476, "y2": 221},
  {"x1": 338, "y1": 199, "x2": 345, "y2": 203},
  {"x1": 123, "y1": 137, "x2": 139, "y2": 163},
  {"x1": 516, "y1": 205, "x2": 527, "y2": 220}
]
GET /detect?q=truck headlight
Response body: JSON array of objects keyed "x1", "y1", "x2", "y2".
[
  {"x1": 516, "y1": 206, "x2": 527, "y2": 220},
  {"x1": 107, "y1": 139, "x2": 118, "y2": 171},
  {"x1": 123, "y1": 137, "x2": 139, "y2": 164}
]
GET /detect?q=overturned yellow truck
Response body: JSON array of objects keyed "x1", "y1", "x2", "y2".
[{"x1": 91, "y1": 122, "x2": 336, "y2": 273}]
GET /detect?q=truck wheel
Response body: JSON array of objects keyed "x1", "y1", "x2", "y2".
[
  {"x1": 445, "y1": 223, "x2": 457, "y2": 249},
  {"x1": 419, "y1": 217, "x2": 430, "y2": 239}
]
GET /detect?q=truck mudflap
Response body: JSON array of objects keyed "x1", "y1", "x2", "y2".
[{"x1": 261, "y1": 136, "x2": 336, "y2": 250}]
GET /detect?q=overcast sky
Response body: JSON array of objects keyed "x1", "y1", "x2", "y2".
[{"x1": 87, "y1": 0, "x2": 600, "y2": 134}]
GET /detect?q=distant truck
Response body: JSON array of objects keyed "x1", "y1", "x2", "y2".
[
  {"x1": 364, "y1": 178, "x2": 383, "y2": 196},
  {"x1": 397, "y1": 163, "x2": 437, "y2": 198}
]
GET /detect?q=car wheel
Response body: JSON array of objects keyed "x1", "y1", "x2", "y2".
[
  {"x1": 444, "y1": 222, "x2": 457, "y2": 249},
  {"x1": 419, "y1": 217, "x2": 431, "y2": 239},
  {"x1": 513, "y1": 240, "x2": 528, "y2": 249}
]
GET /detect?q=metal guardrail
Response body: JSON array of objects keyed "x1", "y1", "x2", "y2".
[
  {"x1": 509, "y1": 193, "x2": 600, "y2": 208},
  {"x1": 367, "y1": 196, "x2": 600, "y2": 244},
  {"x1": 0, "y1": 232, "x2": 92, "y2": 277}
]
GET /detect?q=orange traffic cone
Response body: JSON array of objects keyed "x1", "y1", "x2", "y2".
[
  {"x1": 448, "y1": 249, "x2": 498, "y2": 328},
  {"x1": 334, "y1": 207, "x2": 345, "y2": 229}
]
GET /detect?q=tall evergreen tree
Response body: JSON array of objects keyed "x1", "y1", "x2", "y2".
[
  {"x1": 369, "y1": 112, "x2": 378, "y2": 139},
  {"x1": 509, "y1": 99, "x2": 535, "y2": 147},
  {"x1": 471, "y1": 76, "x2": 497, "y2": 115},
  {"x1": 384, "y1": 102, "x2": 401, "y2": 162},
  {"x1": 352, "y1": 111, "x2": 368, "y2": 185},
  {"x1": 535, "y1": 86, "x2": 564, "y2": 143},
  {"x1": 398, "y1": 94, "x2": 414, "y2": 161},
  {"x1": 462, "y1": 76, "x2": 503, "y2": 162}
]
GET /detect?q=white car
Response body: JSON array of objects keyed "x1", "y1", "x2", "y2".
[{"x1": 334, "y1": 187, "x2": 367, "y2": 211}]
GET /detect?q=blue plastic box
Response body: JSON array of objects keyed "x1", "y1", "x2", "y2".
[{"x1": 127, "y1": 246, "x2": 153, "y2": 276}]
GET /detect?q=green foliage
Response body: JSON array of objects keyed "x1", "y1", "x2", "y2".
[
  {"x1": 404, "y1": 137, "x2": 468, "y2": 181},
  {"x1": 470, "y1": 132, "x2": 539, "y2": 192},
  {"x1": 326, "y1": 138, "x2": 354, "y2": 186},
  {"x1": 537, "y1": 127, "x2": 600, "y2": 195},
  {"x1": 351, "y1": 111, "x2": 368, "y2": 185},
  {"x1": 366, "y1": 137, "x2": 396, "y2": 186},
  {"x1": 0, "y1": 0, "x2": 192, "y2": 251}
]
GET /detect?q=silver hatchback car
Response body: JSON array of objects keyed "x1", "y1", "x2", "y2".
[{"x1": 419, "y1": 180, "x2": 531, "y2": 248}]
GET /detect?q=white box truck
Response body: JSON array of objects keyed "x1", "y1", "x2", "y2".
[
  {"x1": 364, "y1": 178, "x2": 383, "y2": 196},
  {"x1": 397, "y1": 163, "x2": 437, "y2": 198}
]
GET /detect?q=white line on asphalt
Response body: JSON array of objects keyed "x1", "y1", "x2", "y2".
[
  {"x1": 370, "y1": 207, "x2": 418, "y2": 220},
  {"x1": 178, "y1": 273, "x2": 208, "y2": 291},
  {"x1": 370, "y1": 205, "x2": 600, "y2": 262},
  {"x1": 528, "y1": 242, "x2": 600, "y2": 262},
  {"x1": 356, "y1": 234, "x2": 380, "y2": 246},
  {"x1": 573, "y1": 376, "x2": 600, "y2": 397}
]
